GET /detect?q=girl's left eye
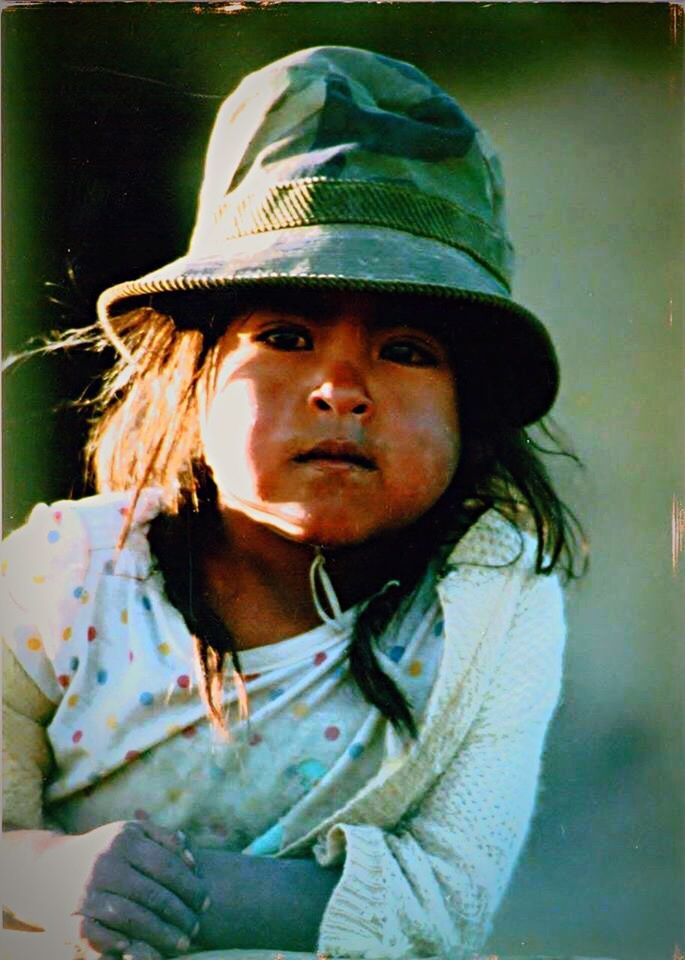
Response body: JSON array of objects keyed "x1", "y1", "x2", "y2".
[
  {"x1": 255, "y1": 326, "x2": 312, "y2": 351},
  {"x1": 379, "y1": 340, "x2": 440, "y2": 367}
]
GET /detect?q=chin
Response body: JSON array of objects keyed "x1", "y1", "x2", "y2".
[
  {"x1": 292, "y1": 524, "x2": 374, "y2": 549},
  {"x1": 277, "y1": 511, "x2": 381, "y2": 549}
]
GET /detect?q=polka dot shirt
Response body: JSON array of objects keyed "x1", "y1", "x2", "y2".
[{"x1": 1, "y1": 491, "x2": 444, "y2": 855}]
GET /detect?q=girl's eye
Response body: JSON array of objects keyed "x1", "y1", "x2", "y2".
[
  {"x1": 379, "y1": 339, "x2": 440, "y2": 367},
  {"x1": 255, "y1": 326, "x2": 312, "y2": 351}
]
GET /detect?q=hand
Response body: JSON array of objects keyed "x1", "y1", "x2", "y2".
[
  {"x1": 2, "y1": 821, "x2": 210, "y2": 959},
  {"x1": 75, "y1": 820, "x2": 210, "y2": 958}
]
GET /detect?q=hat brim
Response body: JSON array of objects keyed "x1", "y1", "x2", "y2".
[{"x1": 97, "y1": 224, "x2": 558, "y2": 426}]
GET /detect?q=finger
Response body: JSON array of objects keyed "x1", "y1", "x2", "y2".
[
  {"x1": 100, "y1": 862, "x2": 200, "y2": 938},
  {"x1": 80, "y1": 890, "x2": 193, "y2": 957},
  {"x1": 122, "y1": 830, "x2": 209, "y2": 914},
  {"x1": 98, "y1": 951, "x2": 163, "y2": 960},
  {"x1": 79, "y1": 915, "x2": 131, "y2": 956},
  {"x1": 122, "y1": 942, "x2": 164, "y2": 960},
  {"x1": 136, "y1": 821, "x2": 196, "y2": 870}
]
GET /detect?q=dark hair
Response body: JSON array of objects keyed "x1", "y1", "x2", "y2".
[{"x1": 13, "y1": 286, "x2": 586, "y2": 738}]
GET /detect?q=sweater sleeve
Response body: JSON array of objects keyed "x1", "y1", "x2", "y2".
[
  {"x1": 315, "y1": 571, "x2": 566, "y2": 960},
  {"x1": 1, "y1": 502, "x2": 90, "y2": 828},
  {"x1": 2, "y1": 642, "x2": 56, "y2": 828}
]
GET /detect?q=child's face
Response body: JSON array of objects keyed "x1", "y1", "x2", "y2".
[{"x1": 199, "y1": 290, "x2": 460, "y2": 547}]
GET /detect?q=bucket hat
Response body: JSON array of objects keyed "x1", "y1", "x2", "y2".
[{"x1": 97, "y1": 45, "x2": 559, "y2": 426}]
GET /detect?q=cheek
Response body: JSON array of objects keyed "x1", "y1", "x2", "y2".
[
  {"x1": 200, "y1": 382, "x2": 260, "y2": 492},
  {"x1": 386, "y1": 387, "x2": 460, "y2": 494},
  {"x1": 391, "y1": 433, "x2": 459, "y2": 508}
]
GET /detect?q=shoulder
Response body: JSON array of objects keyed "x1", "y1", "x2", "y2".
[
  {"x1": 0, "y1": 488, "x2": 165, "y2": 658},
  {"x1": 2, "y1": 487, "x2": 165, "y2": 565},
  {"x1": 438, "y1": 508, "x2": 566, "y2": 660},
  {"x1": 443, "y1": 508, "x2": 542, "y2": 579}
]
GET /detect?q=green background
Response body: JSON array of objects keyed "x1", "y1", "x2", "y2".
[{"x1": 3, "y1": 4, "x2": 684, "y2": 959}]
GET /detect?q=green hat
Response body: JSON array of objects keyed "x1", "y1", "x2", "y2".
[{"x1": 97, "y1": 45, "x2": 558, "y2": 426}]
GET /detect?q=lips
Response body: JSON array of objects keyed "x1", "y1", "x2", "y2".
[{"x1": 294, "y1": 440, "x2": 377, "y2": 470}]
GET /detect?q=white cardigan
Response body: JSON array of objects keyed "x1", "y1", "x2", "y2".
[{"x1": 2, "y1": 499, "x2": 565, "y2": 960}]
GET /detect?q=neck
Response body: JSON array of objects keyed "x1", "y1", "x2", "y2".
[{"x1": 200, "y1": 508, "x2": 422, "y2": 649}]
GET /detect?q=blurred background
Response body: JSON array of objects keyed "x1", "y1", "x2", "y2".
[{"x1": 2, "y1": 4, "x2": 683, "y2": 958}]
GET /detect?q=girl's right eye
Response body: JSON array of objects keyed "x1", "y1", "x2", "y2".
[{"x1": 254, "y1": 326, "x2": 313, "y2": 351}]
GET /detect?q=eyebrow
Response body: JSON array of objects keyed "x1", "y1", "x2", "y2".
[{"x1": 239, "y1": 289, "x2": 449, "y2": 335}]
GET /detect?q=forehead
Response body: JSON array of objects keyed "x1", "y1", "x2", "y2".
[
  {"x1": 150, "y1": 285, "x2": 462, "y2": 343},
  {"x1": 233, "y1": 287, "x2": 453, "y2": 334}
]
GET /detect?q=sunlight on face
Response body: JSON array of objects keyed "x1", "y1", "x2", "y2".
[{"x1": 199, "y1": 291, "x2": 460, "y2": 547}]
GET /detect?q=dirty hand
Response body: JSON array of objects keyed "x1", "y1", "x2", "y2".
[
  {"x1": 4, "y1": 819, "x2": 210, "y2": 959},
  {"x1": 72, "y1": 819, "x2": 210, "y2": 959}
]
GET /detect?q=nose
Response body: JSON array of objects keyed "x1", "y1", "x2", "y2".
[{"x1": 308, "y1": 360, "x2": 374, "y2": 420}]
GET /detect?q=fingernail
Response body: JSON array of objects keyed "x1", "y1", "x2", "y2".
[
  {"x1": 182, "y1": 848, "x2": 196, "y2": 868},
  {"x1": 191, "y1": 920, "x2": 201, "y2": 938},
  {"x1": 201, "y1": 894, "x2": 212, "y2": 913},
  {"x1": 176, "y1": 934, "x2": 191, "y2": 951}
]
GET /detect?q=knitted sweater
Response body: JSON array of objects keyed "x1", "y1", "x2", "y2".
[{"x1": 1, "y1": 497, "x2": 565, "y2": 959}]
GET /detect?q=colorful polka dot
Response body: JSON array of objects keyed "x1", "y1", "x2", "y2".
[
  {"x1": 26, "y1": 636, "x2": 42, "y2": 652},
  {"x1": 73, "y1": 586, "x2": 84, "y2": 599},
  {"x1": 119, "y1": 506, "x2": 129, "y2": 517},
  {"x1": 120, "y1": 609, "x2": 129, "y2": 625},
  {"x1": 141, "y1": 595, "x2": 152, "y2": 611},
  {"x1": 67, "y1": 693, "x2": 79, "y2": 708},
  {"x1": 0, "y1": 561, "x2": 7, "y2": 576},
  {"x1": 349, "y1": 743, "x2": 365, "y2": 759},
  {"x1": 292, "y1": 702, "x2": 309, "y2": 718},
  {"x1": 176, "y1": 674, "x2": 190, "y2": 689},
  {"x1": 79, "y1": 591, "x2": 90, "y2": 605},
  {"x1": 408, "y1": 659, "x2": 423, "y2": 677},
  {"x1": 128, "y1": 650, "x2": 134, "y2": 663},
  {"x1": 87, "y1": 626, "x2": 97, "y2": 642},
  {"x1": 139, "y1": 691, "x2": 154, "y2": 706},
  {"x1": 157, "y1": 642, "x2": 171, "y2": 656},
  {"x1": 69, "y1": 656, "x2": 79, "y2": 671},
  {"x1": 53, "y1": 511, "x2": 62, "y2": 523},
  {"x1": 166, "y1": 724, "x2": 181, "y2": 737},
  {"x1": 181, "y1": 725, "x2": 197, "y2": 738},
  {"x1": 126, "y1": 750, "x2": 141, "y2": 762},
  {"x1": 249, "y1": 732, "x2": 263, "y2": 746},
  {"x1": 62, "y1": 627, "x2": 72, "y2": 642},
  {"x1": 313, "y1": 651, "x2": 327, "y2": 666},
  {"x1": 389, "y1": 645, "x2": 405, "y2": 663},
  {"x1": 32, "y1": 575, "x2": 45, "y2": 585},
  {"x1": 72, "y1": 730, "x2": 83, "y2": 744},
  {"x1": 106, "y1": 715, "x2": 118, "y2": 730},
  {"x1": 324, "y1": 725, "x2": 340, "y2": 741},
  {"x1": 96, "y1": 669, "x2": 108, "y2": 685},
  {"x1": 47, "y1": 530, "x2": 60, "y2": 544},
  {"x1": 268, "y1": 688, "x2": 285, "y2": 701},
  {"x1": 433, "y1": 619, "x2": 444, "y2": 637},
  {"x1": 57, "y1": 674, "x2": 70, "y2": 688}
]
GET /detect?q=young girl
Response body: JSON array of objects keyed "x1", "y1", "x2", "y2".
[{"x1": 2, "y1": 46, "x2": 582, "y2": 960}]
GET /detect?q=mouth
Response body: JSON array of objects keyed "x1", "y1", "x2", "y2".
[{"x1": 293, "y1": 441, "x2": 377, "y2": 471}]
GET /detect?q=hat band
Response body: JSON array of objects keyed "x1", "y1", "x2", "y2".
[{"x1": 210, "y1": 178, "x2": 514, "y2": 291}]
